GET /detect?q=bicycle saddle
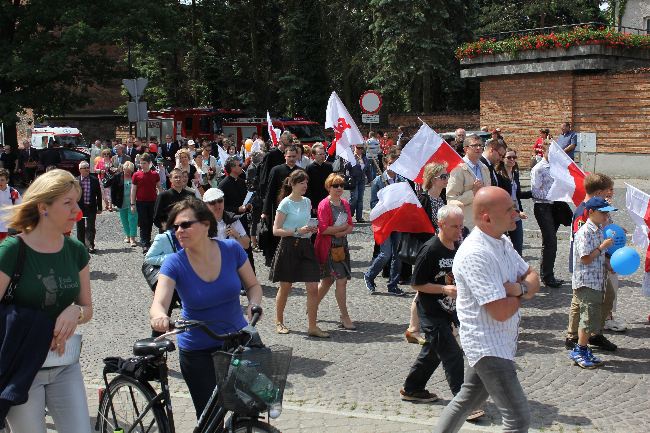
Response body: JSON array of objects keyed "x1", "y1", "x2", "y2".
[{"x1": 133, "y1": 338, "x2": 176, "y2": 356}]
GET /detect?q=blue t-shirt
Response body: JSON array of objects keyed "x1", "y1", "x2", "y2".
[
  {"x1": 160, "y1": 239, "x2": 248, "y2": 350},
  {"x1": 556, "y1": 131, "x2": 577, "y2": 160}
]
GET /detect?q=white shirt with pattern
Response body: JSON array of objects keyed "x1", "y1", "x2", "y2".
[
  {"x1": 453, "y1": 227, "x2": 529, "y2": 367},
  {"x1": 572, "y1": 218, "x2": 605, "y2": 291},
  {"x1": 530, "y1": 159, "x2": 553, "y2": 204}
]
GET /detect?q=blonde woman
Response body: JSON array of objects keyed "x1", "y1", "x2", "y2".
[
  {"x1": 176, "y1": 148, "x2": 197, "y2": 187},
  {"x1": 0, "y1": 169, "x2": 93, "y2": 432},
  {"x1": 107, "y1": 161, "x2": 138, "y2": 246},
  {"x1": 95, "y1": 148, "x2": 115, "y2": 211}
]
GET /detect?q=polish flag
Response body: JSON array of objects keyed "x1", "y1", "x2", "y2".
[
  {"x1": 390, "y1": 123, "x2": 463, "y2": 184},
  {"x1": 370, "y1": 182, "x2": 435, "y2": 244},
  {"x1": 217, "y1": 144, "x2": 229, "y2": 163},
  {"x1": 325, "y1": 91, "x2": 362, "y2": 166},
  {"x1": 546, "y1": 141, "x2": 586, "y2": 206},
  {"x1": 266, "y1": 111, "x2": 281, "y2": 147},
  {"x1": 625, "y1": 183, "x2": 650, "y2": 297}
]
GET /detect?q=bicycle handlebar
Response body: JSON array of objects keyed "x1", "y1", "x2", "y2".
[{"x1": 154, "y1": 305, "x2": 263, "y2": 342}]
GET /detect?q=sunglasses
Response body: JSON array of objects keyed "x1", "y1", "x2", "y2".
[
  {"x1": 206, "y1": 199, "x2": 224, "y2": 205},
  {"x1": 436, "y1": 173, "x2": 450, "y2": 180},
  {"x1": 468, "y1": 143, "x2": 482, "y2": 148},
  {"x1": 172, "y1": 220, "x2": 200, "y2": 231},
  {"x1": 506, "y1": 155, "x2": 517, "y2": 160},
  {"x1": 331, "y1": 183, "x2": 344, "y2": 189}
]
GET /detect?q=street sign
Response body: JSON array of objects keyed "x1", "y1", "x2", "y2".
[
  {"x1": 361, "y1": 114, "x2": 379, "y2": 124},
  {"x1": 123, "y1": 78, "x2": 148, "y2": 102},
  {"x1": 359, "y1": 90, "x2": 382, "y2": 114},
  {"x1": 127, "y1": 101, "x2": 148, "y2": 123}
]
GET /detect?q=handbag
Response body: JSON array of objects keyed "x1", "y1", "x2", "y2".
[
  {"x1": 397, "y1": 233, "x2": 427, "y2": 266},
  {"x1": 141, "y1": 233, "x2": 177, "y2": 291},
  {"x1": 42, "y1": 334, "x2": 82, "y2": 368},
  {"x1": 330, "y1": 245, "x2": 346, "y2": 262},
  {"x1": 101, "y1": 170, "x2": 114, "y2": 188}
]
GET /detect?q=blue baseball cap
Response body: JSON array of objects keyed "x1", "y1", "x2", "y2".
[{"x1": 585, "y1": 196, "x2": 617, "y2": 212}]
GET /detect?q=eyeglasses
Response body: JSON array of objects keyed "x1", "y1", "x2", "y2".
[
  {"x1": 206, "y1": 199, "x2": 224, "y2": 205},
  {"x1": 331, "y1": 183, "x2": 344, "y2": 189},
  {"x1": 80, "y1": 166, "x2": 90, "y2": 170},
  {"x1": 468, "y1": 143, "x2": 482, "y2": 148},
  {"x1": 506, "y1": 155, "x2": 517, "y2": 160},
  {"x1": 436, "y1": 173, "x2": 450, "y2": 180},
  {"x1": 172, "y1": 220, "x2": 200, "y2": 231}
]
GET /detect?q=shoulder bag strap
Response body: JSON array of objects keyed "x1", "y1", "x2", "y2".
[
  {"x1": 165, "y1": 232, "x2": 177, "y2": 252},
  {"x1": 3, "y1": 236, "x2": 26, "y2": 303}
]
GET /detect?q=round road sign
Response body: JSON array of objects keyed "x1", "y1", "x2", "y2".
[{"x1": 359, "y1": 90, "x2": 382, "y2": 114}]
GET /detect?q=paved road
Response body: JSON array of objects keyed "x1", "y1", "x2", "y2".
[{"x1": 64, "y1": 177, "x2": 650, "y2": 432}]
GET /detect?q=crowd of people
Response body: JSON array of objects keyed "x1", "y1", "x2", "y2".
[{"x1": 0, "y1": 119, "x2": 636, "y2": 432}]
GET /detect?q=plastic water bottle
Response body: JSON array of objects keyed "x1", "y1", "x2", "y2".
[{"x1": 231, "y1": 359, "x2": 279, "y2": 404}]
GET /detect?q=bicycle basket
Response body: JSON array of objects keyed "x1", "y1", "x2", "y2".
[{"x1": 213, "y1": 345, "x2": 292, "y2": 416}]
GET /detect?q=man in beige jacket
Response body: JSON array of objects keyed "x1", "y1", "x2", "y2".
[{"x1": 447, "y1": 134, "x2": 491, "y2": 229}]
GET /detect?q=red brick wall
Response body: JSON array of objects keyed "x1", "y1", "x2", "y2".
[
  {"x1": 480, "y1": 72, "x2": 574, "y2": 158},
  {"x1": 480, "y1": 70, "x2": 650, "y2": 157},
  {"x1": 388, "y1": 112, "x2": 480, "y2": 133},
  {"x1": 573, "y1": 71, "x2": 650, "y2": 154}
]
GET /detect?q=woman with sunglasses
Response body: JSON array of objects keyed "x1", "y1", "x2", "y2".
[
  {"x1": 95, "y1": 148, "x2": 116, "y2": 211},
  {"x1": 150, "y1": 198, "x2": 263, "y2": 418},
  {"x1": 270, "y1": 170, "x2": 328, "y2": 337},
  {"x1": 315, "y1": 173, "x2": 355, "y2": 330},
  {"x1": 202, "y1": 187, "x2": 250, "y2": 250},
  {"x1": 404, "y1": 162, "x2": 451, "y2": 345},
  {"x1": 495, "y1": 148, "x2": 530, "y2": 256}
]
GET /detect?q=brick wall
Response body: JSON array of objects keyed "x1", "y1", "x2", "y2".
[
  {"x1": 573, "y1": 71, "x2": 650, "y2": 154},
  {"x1": 480, "y1": 72, "x2": 574, "y2": 158},
  {"x1": 388, "y1": 112, "x2": 480, "y2": 133},
  {"x1": 480, "y1": 70, "x2": 650, "y2": 157}
]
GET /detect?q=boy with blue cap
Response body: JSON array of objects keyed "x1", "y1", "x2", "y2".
[{"x1": 569, "y1": 196, "x2": 617, "y2": 368}]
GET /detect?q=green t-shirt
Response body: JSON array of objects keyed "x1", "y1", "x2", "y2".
[{"x1": 0, "y1": 236, "x2": 90, "y2": 319}]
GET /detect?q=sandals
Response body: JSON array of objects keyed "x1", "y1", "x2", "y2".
[
  {"x1": 466, "y1": 408, "x2": 485, "y2": 421},
  {"x1": 339, "y1": 316, "x2": 357, "y2": 330},
  {"x1": 307, "y1": 326, "x2": 330, "y2": 338},
  {"x1": 276, "y1": 322, "x2": 290, "y2": 334},
  {"x1": 405, "y1": 330, "x2": 426, "y2": 345}
]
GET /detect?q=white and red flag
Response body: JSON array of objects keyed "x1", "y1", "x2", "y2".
[
  {"x1": 546, "y1": 140, "x2": 586, "y2": 206},
  {"x1": 370, "y1": 182, "x2": 435, "y2": 244},
  {"x1": 266, "y1": 111, "x2": 281, "y2": 147},
  {"x1": 325, "y1": 91, "x2": 362, "y2": 166},
  {"x1": 625, "y1": 183, "x2": 650, "y2": 296},
  {"x1": 217, "y1": 143, "x2": 229, "y2": 163},
  {"x1": 390, "y1": 122, "x2": 463, "y2": 184}
]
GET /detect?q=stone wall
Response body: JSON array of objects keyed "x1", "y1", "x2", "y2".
[
  {"x1": 621, "y1": 0, "x2": 650, "y2": 31},
  {"x1": 479, "y1": 70, "x2": 650, "y2": 158}
]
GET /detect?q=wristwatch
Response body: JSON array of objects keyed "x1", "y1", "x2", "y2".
[{"x1": 518, "y1": 281, "x2": 529, "y2": 297}]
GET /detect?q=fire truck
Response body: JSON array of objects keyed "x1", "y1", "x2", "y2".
[{"x1": 139, "y1": 107, "x2": 328, "y2": 148}]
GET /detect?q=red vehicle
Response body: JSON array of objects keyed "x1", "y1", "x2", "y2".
[{"x1": 141, "y1": 107, "x2": 327, "y2": 148}]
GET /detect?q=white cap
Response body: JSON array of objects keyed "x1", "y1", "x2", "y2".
[
  {"x1": 187, "y1": 139, "x2": 195, "y2": 146},
  {"x1": 202, "y1": 188, "x2": 224, "y2": 202}
]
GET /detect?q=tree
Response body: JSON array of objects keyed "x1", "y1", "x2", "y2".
[{"x1": 0, "y1": 0, "x2": 124, "y2": 148}]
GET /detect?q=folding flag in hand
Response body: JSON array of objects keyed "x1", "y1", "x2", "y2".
[
  {"x1": 325, "y1": 91, "x2": 362, "y2": 166},
  {"x1": 546, "y1": 140, "x2": 586, "y2": 206}
]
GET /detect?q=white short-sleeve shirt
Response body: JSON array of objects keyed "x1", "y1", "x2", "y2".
[{"x1": 453, "y1": 227, "x2": 530, "y2": 366}]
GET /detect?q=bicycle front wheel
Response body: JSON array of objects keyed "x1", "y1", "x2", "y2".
[
  {"x1": 232, "y1": 419, "x2": 282, "y2": 433},
  {"x1": 97, "y1": 374, "x2": 170, "y2": 433}
]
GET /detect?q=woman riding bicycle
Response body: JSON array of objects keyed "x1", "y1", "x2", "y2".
[{"x1": 149, "y1": 198, "x2": 263, "y2": 418}]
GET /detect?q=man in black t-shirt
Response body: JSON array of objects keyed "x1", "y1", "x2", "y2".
[{"x1": 400, "y1": 204, "x2": 467, "y2": 402}]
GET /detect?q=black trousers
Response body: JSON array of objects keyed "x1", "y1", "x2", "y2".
[
  {"x1": 76, "y1": 206, "x2": 97, "y2": 248},
  {"x1": 403, "y1": 318, "x2": 464, "y2": 395},
  {"x1": 179, "y1": 347, "x2": 220, "y2": 419},
  {"x1": 136, "y1": 201, "x2": 156, "y2": 246},
  {"x1": 533, "y1": 202, "x2": 560, "y2": 282}
]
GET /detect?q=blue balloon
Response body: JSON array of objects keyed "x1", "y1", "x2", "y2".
[
  {"x1": 603, "y1": 224, "x2": 626, "y2": 255},
  {"x1": 610, "y1": 246, "x2": 640, "y2": 276}
]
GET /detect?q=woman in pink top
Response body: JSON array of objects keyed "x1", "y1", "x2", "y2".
[
  {"x1": 95, "y1": 148, "x2": 116, "y2": 211},
  {"x1": 315, "y1": 173, "x2": 355, "y2": 329}
]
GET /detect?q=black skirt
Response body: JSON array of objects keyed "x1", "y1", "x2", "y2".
[{"x1": 269, "y1": 236, "x2": 320, "y2": 283}]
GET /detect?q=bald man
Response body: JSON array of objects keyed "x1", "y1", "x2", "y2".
[{"x1": 434, "y1": 187, "x2": 540, "y2": 433}]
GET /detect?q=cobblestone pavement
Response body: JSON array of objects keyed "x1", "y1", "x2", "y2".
[{"x1": 67, "y1": 177, "x2": 650, "y2": 433}]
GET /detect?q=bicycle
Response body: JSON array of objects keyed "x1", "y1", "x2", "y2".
[{"x1": 95, "y1": 307, "x2": 292, "y2": 433}]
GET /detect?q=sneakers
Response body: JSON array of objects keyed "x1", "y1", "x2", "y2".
[
  {"x1": 399, "y1": 388, "x2": 438, "y2": 403},
  {"x1": 388, "y1": 287, "x2": 406, "y2": 297},
  {"x1": 564, "y1": 336, "x2": 578, "y2": 350},
  {"x1": 588, "y1": 334, "x2": 617, "y2": 351},
  {"x1": 604, "y1": 318, "x2": 627, "y2": 332},
  {"x1": 364, "y1": 275, "x2": 377, "y2": 295},
  {"x1": 569, "y1": 345, "x2": 603, "y2": 369}
]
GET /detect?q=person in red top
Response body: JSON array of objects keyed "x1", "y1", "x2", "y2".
[
  {"x1": 532, "y1": 128, "x2": 549, "y2": 167},
  {"x1": 380, "y1": 132, "x2": 395, "y2": 155},
  {"x1": 130, "y1": 153, "x2": 161, "y2": 253}
]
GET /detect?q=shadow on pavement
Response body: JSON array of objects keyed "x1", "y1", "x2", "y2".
[
  {"x1": 90, "y1": 270, "x2": 118, "y2": 282},
  {"x1": 287, "y1": 355, "x2": 334, "y2": 379}
]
